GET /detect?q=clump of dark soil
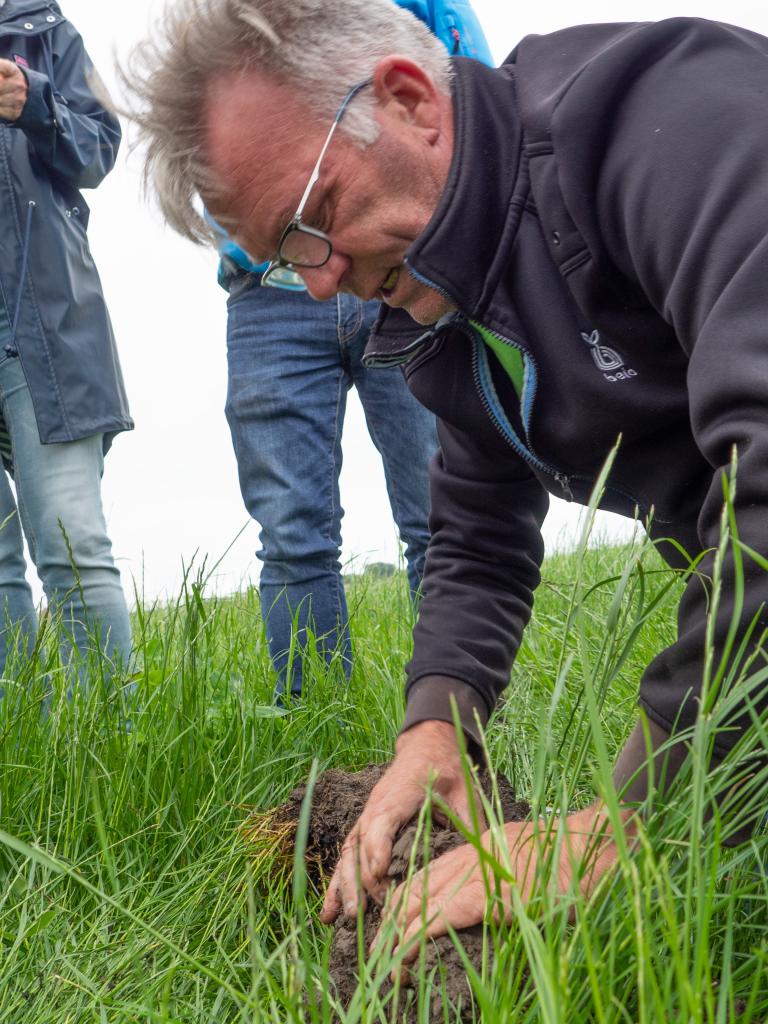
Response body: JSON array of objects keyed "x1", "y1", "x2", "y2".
[{"x1": 264, "y1": 764, "x2": 530, "y2": 1023}]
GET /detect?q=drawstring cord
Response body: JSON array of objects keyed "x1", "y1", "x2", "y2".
[
  {"x1": 42, "y1": 30, "x2": 57, "y2": 92},
  {"x1": 7, "y1": 22, "x2": 53, "y2": 354},
  {"x1": 11, "y1": 201, "x2": 35, "y2": 349}
]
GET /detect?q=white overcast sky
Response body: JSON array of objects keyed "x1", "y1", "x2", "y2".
[{"x1": 31, "y1": 0, "x2": 766, "y2": 605}]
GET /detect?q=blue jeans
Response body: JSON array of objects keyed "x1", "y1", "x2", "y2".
[
  {"x1": 225, "y1": 280, "x2": 437, "y2": 696},
  {"x1": 0, "y1": 352, "x2": 132, "y2": 678}
]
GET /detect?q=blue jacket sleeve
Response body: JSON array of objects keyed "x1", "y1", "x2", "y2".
[
  {"x1": 395, "y1": 0, "x2": 494, "y2": 65},
  {"x1": 14, "y1": 23, "x2": 120, "y2": 189}
]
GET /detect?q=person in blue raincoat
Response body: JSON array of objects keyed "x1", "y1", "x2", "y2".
[
  {"x1": 212, "y1": 0, "x2": 492, "y2": 700},
  {"x1": 0, "y1": 1, "x2": 133, "y2": 675}
]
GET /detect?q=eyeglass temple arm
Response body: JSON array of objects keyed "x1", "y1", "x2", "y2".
[{"x1": 294, "y1": 78, "x2": 374, "y2": 220}]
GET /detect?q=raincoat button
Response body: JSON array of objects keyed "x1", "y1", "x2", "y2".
[
  {"x1": 47, "y1": 15, "x2": 56, "y2": 21},
  {"x1": 24, "y1": 22, "x2": 34, "y2": 29},
  {"x1": 551, "y1": 231, "x2": 561, "y2": 246}
]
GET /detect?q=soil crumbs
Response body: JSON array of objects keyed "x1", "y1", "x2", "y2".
[{"x1": 272, "y1": 764, "x2": 530, "y2": 1023}]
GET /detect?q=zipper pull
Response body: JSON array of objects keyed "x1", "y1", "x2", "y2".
[{"x1": 556, "y1": 473, "x2": 573, "y2": 501}]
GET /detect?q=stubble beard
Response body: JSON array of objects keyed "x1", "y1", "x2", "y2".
[{"x1": 404, "y1": 285, "x2": 457, "y2": 325}]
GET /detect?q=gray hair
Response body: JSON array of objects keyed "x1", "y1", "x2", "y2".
[{"x1": 122, "y1": 0, "x2": 452, "y2": 245}]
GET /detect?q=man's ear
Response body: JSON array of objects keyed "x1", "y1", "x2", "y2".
[{"x1": 371, "y1": 55, "x2": 442, "y2": 135}]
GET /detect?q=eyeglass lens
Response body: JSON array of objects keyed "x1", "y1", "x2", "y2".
[
  {"x1": 280, "y1": 225, "x2": 332, "y2": 268},
  {"x1": 262, "y1": 265, "x2": 307, "y2": 290}
]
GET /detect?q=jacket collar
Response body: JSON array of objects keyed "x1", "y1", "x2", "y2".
[
  {"x1": 0, "y1": 1, "x2": 61, "y2": 25},
  {"x1": 405, "y1": 57, "x2": 527, "y2": 322}
]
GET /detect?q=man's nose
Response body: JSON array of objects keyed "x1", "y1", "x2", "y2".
[{"x1": 301, "y1": 253, "x2": 351, "y2": 302}]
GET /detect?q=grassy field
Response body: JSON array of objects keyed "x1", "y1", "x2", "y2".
[{"x1": 0, "y1": 524, "x2": 766, "y2": 1022}]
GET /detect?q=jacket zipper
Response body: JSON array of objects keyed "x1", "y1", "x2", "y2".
[
  {"x1": 404, "y1": 268, "x2": 661, "y2": 517},
  {"x1": 470, "y1": 327, "x2": 573, "y2": 499},
  {"x1": 405, "y1": 261, "x2": 573, "y2": 497}
]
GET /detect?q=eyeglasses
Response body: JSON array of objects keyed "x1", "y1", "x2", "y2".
[{"x1": 262, "y1": 78, "x2": 373, "y2": 290}]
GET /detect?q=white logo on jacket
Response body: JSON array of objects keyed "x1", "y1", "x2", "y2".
[{"x1": 580, "y1": 330, "x2": 638, "y2": 382}]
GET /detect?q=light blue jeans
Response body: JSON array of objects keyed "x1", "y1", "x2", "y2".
[
  {"x1": 0, "y1": 351, "x2": 132, "y2": 677},
  {"x1": 225, "y1": 279, "x2": 437, "y2": 697}
]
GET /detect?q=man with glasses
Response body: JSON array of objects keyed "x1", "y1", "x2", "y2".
[
  {"x1": 129, "y1": 0, "x2": 768, "y2": 952},
  {"x1": 210, "y1": 1, "x2": 492, "y2": 699}
]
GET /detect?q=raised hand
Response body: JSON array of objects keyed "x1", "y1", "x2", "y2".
[{"x1": 0, "y1": 59, "x2": 28, "y2": 122}]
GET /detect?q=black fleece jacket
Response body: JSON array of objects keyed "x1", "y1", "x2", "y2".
[{"x1": 365, "y1": 18, "x2": 768, "y2": 757}]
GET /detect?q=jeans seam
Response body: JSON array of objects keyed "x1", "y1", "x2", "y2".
[
  {"x1": 1, "y1": 382, "x2": 38, "y2": 563},
  {"x1": 330, "y1": 301, "x2": 350, "y2": 610},
  {"x1": 337, "y1": 296, "x2": 364, "y2": 348},
  {"x1": 362, "y1": 406, "x2": 425, "y2": 596},
  {"x1": 326, "y1": 365, "x2": 344, "y2": 549},
  {"x1": 367, "y1": 411, "x2": 408, "y2": 542},
  {"x1": 352, "y1": 344, "x2": 435, "y2": 594},
  {"x1": 13, "y1": 478, "x2": 37, "y2": 567},
  {"x1": 327, "y1": 364, "x2": 345, "y2": 622}
]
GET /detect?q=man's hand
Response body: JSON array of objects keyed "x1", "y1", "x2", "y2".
[
  {"x1": 381, "y1": 803, "x2": 633, "y2": 965},
  {"x1": 0, "y1": 59, "x2": 28, "y2": 121},
  {"x1": 320, "y1": 720, "x2": 481, "y2": 924}
]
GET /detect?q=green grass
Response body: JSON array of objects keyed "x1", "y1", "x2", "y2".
[{"x1": 0, "y1": 523, "x2": 766, "y2": 1022}]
